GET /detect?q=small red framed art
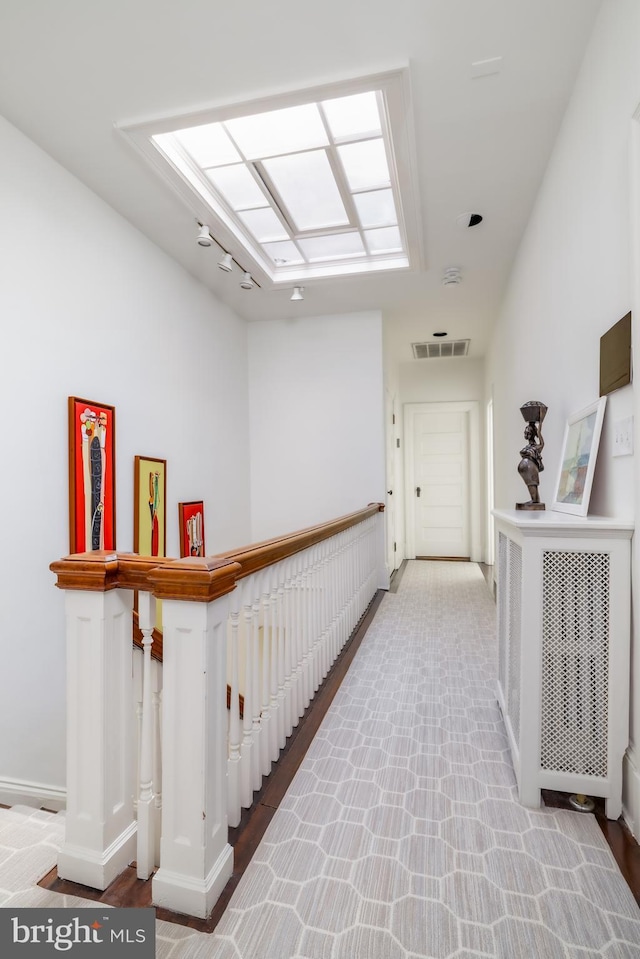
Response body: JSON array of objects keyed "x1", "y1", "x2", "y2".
[{"x1": 178, "y1": 501, "x2": 205, "y2": 557}]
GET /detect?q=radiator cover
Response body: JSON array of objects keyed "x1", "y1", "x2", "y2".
[{"x1": 493, "y1": 510, "x2": 631, "y2": 820}]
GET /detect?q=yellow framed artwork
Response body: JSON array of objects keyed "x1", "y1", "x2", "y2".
[{"x1": 134, "y1": 455, "x2": 167, "y2": 557}]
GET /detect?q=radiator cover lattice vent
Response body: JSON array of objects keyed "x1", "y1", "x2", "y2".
[{"x1": 540, "y1": 549, "x2": 610, "y2": 777}]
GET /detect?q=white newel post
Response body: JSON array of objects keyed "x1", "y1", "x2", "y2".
[
  {"x1": 149, "y1": 557, "x2": 240, "y2": 920},
  {"x1": 50, "y1": 553, "x2": 137, "y2": 890},
  {"x1": 373, "y1": 504, "x2": 389, "y2": 590}
]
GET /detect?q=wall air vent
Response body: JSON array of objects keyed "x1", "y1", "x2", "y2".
[{"x1": 412, "y1": 339, "x2": 470, "y2": 359}]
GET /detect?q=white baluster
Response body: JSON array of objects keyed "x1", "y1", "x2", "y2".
[
  {"x1": 269, "y1": 570, "x2": 281, "y2": 762},
  {"x1": 328, "y1": 537, "x2": 339, "y2": 665},
  {"x1": 240, "y1": 584, "x2": 255, "y2": 808},
  {"x1": 347, "y1": 527, "x2": 356, "y2": 635},
  {"x1": 279, "y1": 561, "x2": 290, "y2": 746},
  {"x1": 250, "y1": 584, "x2": 262, "y2": 792},
  {"x1": 313, "y1": 545, "x2": 324, "y2": 685},
  {"x1": 134, "y1": 698, "x2": 143, "y2": 813},
  {"x1": 137, "y1": 590, "x2": 157, "y2": 880},
  {"x1": 227, "y1": 592, "x2": 242, "y2": 827},
  {"x1": 260, "y1": 571, "x2": 273, "y2": 777},
  {"x1": 295, "y1": 553, "x2": 309, "y2": 725},
  {"x1": 152, "y1": 685, "x2": 162, "y2": 866},
  {"x1": 310, "y1": 547, "x2": 320, "y2": 694},
  {"x1": 320, "y1": 542, "x2": 331, "y2": 676},
  {"x1": 284, "y1": 557, "x2": 298, "y2": 739},
  {"x1": 305, "y1": 549, "x2": 316, "y2": 707}
]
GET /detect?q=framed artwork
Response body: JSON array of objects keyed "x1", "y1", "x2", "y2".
[
  {"x1": 552, "y1": 397, "x2": 607, "y2": 516},
  {"x1": 600, "y1": 312, "x2": 631, "y2": 396},
  {"x1": 134, "y1": 456, "x2": 167, "y2": 557},
  {"x1": 68, "y1": 396, "x2": 116, "y2": 553},
  {"x1": 179, "y1": 501, "x2": 206, "y2": 557}
]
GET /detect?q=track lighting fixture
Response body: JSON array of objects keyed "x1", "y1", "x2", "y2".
[
  {"x1": 197, "y1": 224, "x2": 212, "y2": 247},
  {"x1": 290, "y1": 286, "x2": 304, "y2": 301},
  {"x1": 195, "y1": 222, "x2": 259, "y2": 288},
  {"x1": 217, "y1": 252, "x2": 233, "y2": 272}
]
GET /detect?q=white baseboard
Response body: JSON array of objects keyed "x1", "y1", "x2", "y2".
[
  {"x1": 0, "y1": 777, "x2": 66, "y2": 812},
  {"x1": 153, "y1": 843, "x2": 233, "y2": 920},
  {"x1": 622, "y1": 746, "x2": 640, "y2": 840}
]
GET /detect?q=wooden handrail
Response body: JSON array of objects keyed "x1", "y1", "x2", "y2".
[
  {"x1": 209, "y1": 503, "x2": 384, "y2": 581},
  {"x1": 50, "y1": 503, "x2": 384, "y2": 602}
]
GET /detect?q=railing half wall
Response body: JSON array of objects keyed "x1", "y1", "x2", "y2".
[{"x1": 50, "y1": 504, "x2": 386, "y2": 919}]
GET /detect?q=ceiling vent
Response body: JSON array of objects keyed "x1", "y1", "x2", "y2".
[{"x1": 412, "y1": 339, "x2": 470, "y2": 359}]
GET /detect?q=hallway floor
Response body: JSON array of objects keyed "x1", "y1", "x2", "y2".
[{"x1": 3, "y1": 561, "x2": 640, "y2": 957}]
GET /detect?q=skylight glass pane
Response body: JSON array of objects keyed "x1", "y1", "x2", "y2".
[
  {"x1": 205, "y1": 164, "x2": 267, "y2": 210},
  {"x1": 364, "y1": 226, "x2": 403, "y2": 253},
  {"x1": 263, "y1": 150, "x2": 349, "y2": 231},
  {"x1": 353, "y1": 189, "x2": 397, "y2": 228},
  {"x1": 224, "y1": 104, "x2": 328, "y2": 160},
  {"x1": 262, "y1": 240, "x2": 305, "y2": 265},
  {"x1": 237, "y1": 208, "x2": 289, "y2": 243},
  {"x1": 298, "y1": 233, "x2": 365, "y2": 262},
  {"x1": 321, "y1": 91, "x2": 381, "y2": 140},
  {"x1": 338, "y1": 138, "x2": 390, "y2": 191},
  {"x1": 172, "y1": 122, "x2": 241, "y2": 167}
]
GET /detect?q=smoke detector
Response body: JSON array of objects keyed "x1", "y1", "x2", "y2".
[{"x1": 442, "y1": 267, "x2": 462, "y2": 286}]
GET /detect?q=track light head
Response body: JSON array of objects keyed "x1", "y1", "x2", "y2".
[
  {"x1": 290, "y1": 286, "x2": 304, "y2": 301},
  {"x1": 240, "y1": 271, "x2": 254, "y2": 290},
  {"x1": 217, "y1": 252, "x2": 233, "y2": 272},
  {"x1": 197, "y1": 224, "x2": 212, "y2": 247}
]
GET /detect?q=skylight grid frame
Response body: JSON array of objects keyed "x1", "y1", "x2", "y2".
[
  {"x1": 206, "y1": 100, "x2": 401, "y2": 268},
  {"x1": 118, "y1": 68, "x2": 424, "y2": 286},
  {"x1": 198, "y1": 109, "x2": 365, "y2": 268},
  {"x1": 255, "y1": 149, "x2": 359, "y2": 237}
]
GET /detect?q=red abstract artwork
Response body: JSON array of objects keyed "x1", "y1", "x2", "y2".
[{"x1": 68, "y1": 397, "x2": 116, "y2": 553}]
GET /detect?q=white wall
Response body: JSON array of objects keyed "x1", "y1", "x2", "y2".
[
  {"x1": 399, "y1": 357, "x2": 485, "y2": 406},
  {"x1": 0, "y1": 116, "x2": 251, "y2": 801},
  {"x1": 248, "y1": 311, "x2": 386, "y2": 540},
  {"x1": 486, "y1": 0, "x2": 640, "y2": 831}
]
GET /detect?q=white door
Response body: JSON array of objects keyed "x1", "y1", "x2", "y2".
[{"x1": 412, "y1": 410, "x2": 470, "y2": 558}]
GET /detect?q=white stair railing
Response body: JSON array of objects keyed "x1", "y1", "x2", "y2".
[{"x1": 51, "y1": 504, "x2": 386, "y2": 919}]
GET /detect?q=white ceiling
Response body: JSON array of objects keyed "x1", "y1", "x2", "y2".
[{"x1": 0, "y1": 0, "x2": 602, "y2": 365}]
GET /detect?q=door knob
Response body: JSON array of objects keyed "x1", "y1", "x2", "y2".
[
  {"x1": 416, "y1": 486, "x2": 421, "y2": 497},
  {"x1": 387, "y1": 489, "x2": 393, "y2": 495}
]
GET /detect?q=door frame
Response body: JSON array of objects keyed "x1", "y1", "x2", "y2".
[
  {"x1": 486, "y1": 396, "x2": 495, "y2": 567},
  {"x1": 404, "y1": 401, "x2": 482, "y2": 562},
  {"x1": 625, "y1": 102, "x2": 640, "y2": 831},
  {"x1": 384, "y1": 387, "x2": 398, "y2": 576}
]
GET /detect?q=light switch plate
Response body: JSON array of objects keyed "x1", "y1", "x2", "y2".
[{"x1": 613, "y1": 416, "x2": 634, "y2": 456}]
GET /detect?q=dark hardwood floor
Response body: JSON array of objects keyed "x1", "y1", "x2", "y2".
[{"x1": 542, "y1": 789, "x2": 640, "y2": 906}]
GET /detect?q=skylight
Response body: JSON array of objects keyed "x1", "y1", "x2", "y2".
[{"x1": 122, "y1": 71, "x2": 420, "y2": 285}]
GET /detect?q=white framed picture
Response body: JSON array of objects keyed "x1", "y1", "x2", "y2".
[{"x1": 551, "y1": 397, "x2": 607, "y2": 516}]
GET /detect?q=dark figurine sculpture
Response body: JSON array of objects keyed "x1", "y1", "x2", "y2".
[{"x1": 516, "y1": 401, "x2": 547, "y2": 510}]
